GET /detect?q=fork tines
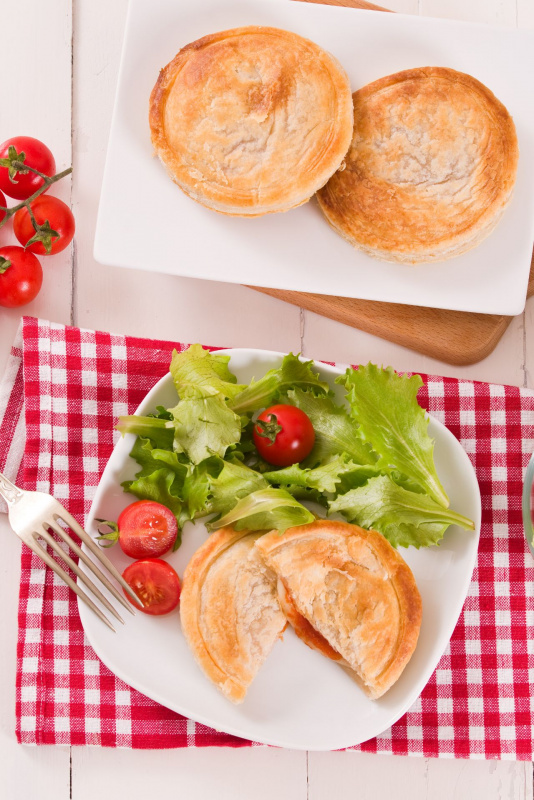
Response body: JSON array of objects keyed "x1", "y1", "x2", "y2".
[{"x1": 31, "y1": 509, "x2": 139, "y2": 631}]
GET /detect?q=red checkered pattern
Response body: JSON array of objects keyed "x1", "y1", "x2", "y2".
[{"x1": 1, "y1": 316, "x2": 533, "y2": 757}]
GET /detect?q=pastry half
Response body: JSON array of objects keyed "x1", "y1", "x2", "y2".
[
  {"x1": 180, "y1": 527, "x2": 286, "y2": 703},
  {"x1": 149, "y1": 26, "x2": 353, "y2": 216},
  {"x1": 256, "y1": 519, "x2": 422, "y2": 699},
  {"x1": 317, "y1": 67, "x2": 519, "y2": 264}
]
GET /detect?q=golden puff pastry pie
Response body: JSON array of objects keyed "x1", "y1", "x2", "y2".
[
  {"x1": 149, "y1": 26, "x2": 353, "y2": 216},
  {"x1": 180, "y1": 527, "x2": 286, "y2": 704},
  {"x1": 317, "y1": 67, "x2": 519, "y2": 264},
  {"x1": 256, "y1": 519, "x2": 422, "y2": 699}
]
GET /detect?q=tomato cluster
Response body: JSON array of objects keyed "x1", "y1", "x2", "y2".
[
  {"x1": 98, "y1": 500, "x2": 181, "y2": 616},
  {"x1": 0, "y1": 136, "x2": 75, "y2": 308}
]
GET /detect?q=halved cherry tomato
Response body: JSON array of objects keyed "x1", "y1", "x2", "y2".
[
  {"x1": 0, "y1": 136, "x2": 56, "y2": 200},
  {"x1": 114, "y1": 500, "x2": 178, "y2": 558},
  {"x1": 0, "y1": 246, "x2": 43, "y2": 307},
  {"x1": 122, "y1": 558, "x2": 181, "y2": 615},
  {"x1": 13, "y1": 195, "x2": 75, "y2": 255},
  {"x1": 253, "y1": 404, "x2": 315, "y2": 467}
]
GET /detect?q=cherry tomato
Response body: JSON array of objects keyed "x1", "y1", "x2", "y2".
[
  {"x1": 0, "y1": 246, "x2": 43, "y2": 308},
  {"x1": 115, "y1": 500, "x2": 178, "y2": 558},
  {"x1": 0, "y1": 189, "x2": 7, "y2": 225},
  {"x1": 253, "y1": 404, "x2": 315, "y2": 467},
  {"x1": 13, "y1": 195, "x2": 75, "y2": 255},
  {"x1": 0, "y1": 136, "x2": 56, "y2": 200},
  {"x1": 122, "y1": 558, "x2": 181, "y2": 615}
]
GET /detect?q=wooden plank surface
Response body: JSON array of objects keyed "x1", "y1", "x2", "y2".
[
  {"x1": 254, "y1": 258, "x2": 534, "y2": 366},
  {"x1": 0, "y1": 0, "x2": 532, "y2": 798},
  {"x1": 0, "y1": 2, "x2": 73, "y2": 798}
]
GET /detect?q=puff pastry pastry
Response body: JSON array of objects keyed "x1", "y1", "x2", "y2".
[
  {"x1": 317, "y1": 67, "x2": 519, "y2": 263},
  {"x1": 256, "y1": 519, "x2": 422, "y2": 699},
  {"x1": 180, "y1": 527, "x2": 286, "y2": 703},
  {"x1": 149, "y1": 26, "x2": 353, "y2": 216}
]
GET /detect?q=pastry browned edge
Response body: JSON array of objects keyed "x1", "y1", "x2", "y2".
[
  {"x1": 256, "y1": 519, "x2": 422, "y2": 699},
  {"x1": 317, "y1": 67, "x2": 519, "y2": 264},
  {"x1": 180, "y1": 527, "x2": 286, "y2": 704},
  {"x1": 149, "y1": 26, "x2": 353, "y2": 216}
]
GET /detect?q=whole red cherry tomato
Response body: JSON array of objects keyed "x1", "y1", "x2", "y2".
[
  {"x1": 0, "y1": 246, "x2": 43, "y2": 307},
  {"x1": 122, "y1": 558, "x2": 181, "y2": 616},
  {"x1": 0, "y1": 189, "x2": 7, "y2": 225},
  {"x1": 13, "y1": 195, "x2": 75, "y2": 255},
  {"x1": 253, "y1": 404, "x2": 315, "y2": 467},
  {"x1": 0, "y1": 136, "x2": 56, "y2": 200},
  {"x1": 97, "y1": 500, "x2": 178, "y2": 559}
]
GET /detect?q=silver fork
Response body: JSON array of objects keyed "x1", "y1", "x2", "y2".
[{"x1": 0, "y1": 471, "x2": 139, "y2": 631}]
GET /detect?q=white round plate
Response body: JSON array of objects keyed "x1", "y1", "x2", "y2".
[{"x1": 79, "y1": 349, "x2": 482, "y2": 751}]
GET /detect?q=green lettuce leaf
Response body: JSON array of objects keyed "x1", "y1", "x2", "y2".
[
  {"x1": 116, "y1": 415, "x2": 174, "y2": 450},
  {"x1": 279, "y1": 485, "x2": 327, "y2": 506},
  {"x1": 181, "y1": 458, "x2": 221, "y2": 519},
  {"x1": 127, "y1": 436, "x2": 188, "y2": 490},
  {"x1": 170, "y1": 344, "x2": 246, "y2": 399},
  {"x1": 122, "y1": 468, "x2": 186, "y2": 546},
  {"x1": 263, "y1": 453, "x2": 362, "y2": 494},
  {"x1": 338, "y1": 364, "x2": 449, "y2": 508},
  {"x1": 149, "y1": 405, "x2": 174, "y2": 421},
  {"x1": 329, "y1": 475, "x2": 474, "y2": 548},
  {"x1": 335, "y1": 464, "x2": 383, "y2": 494},
  {"x1": 207, "y1": 460, "x2": 268, "y2": 518},
  {"x1": 170, "y1": 388, "x2": 242, "y2": 464},
  {"x1": 284, "y1": 388, "x2": 377, "y2": 466},
  {"x1": 229, "y1": 353, "x2": 330, "y2": 414},
  {"x1": 209, "y1": 487, "x2": 314, "y2": 533}
]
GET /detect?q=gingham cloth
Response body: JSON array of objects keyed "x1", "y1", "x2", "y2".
[{"x1": 1, "y1": 317, "x2": 533, "y2": 757}]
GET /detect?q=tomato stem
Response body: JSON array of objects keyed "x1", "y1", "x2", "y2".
[
  {"x1": 0, "y1": 164, "x2": 73, "y2": 230},
  {"x1": 0, "y1": 256, "x2": 12, "y2": 274},
  {"x1": 95, "y1": 518, "x2": 120, "y2": 547},
  {"x1": 24, "y1": 206, "x2": 59, "y2": 254},
  {"x1": 254, "y1": 413, "x2": 283, "y2": 445}
]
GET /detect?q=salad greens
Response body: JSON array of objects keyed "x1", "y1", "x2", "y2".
[
  {"x1": 117, "y1": 346, "x2": 474, "y2": 549},
  {"x1": 339, "y1": 364, "x2": 449, "y2": 507},
  {"x1": 329, "y1": 475, "x2": 474, "y2": 549}
]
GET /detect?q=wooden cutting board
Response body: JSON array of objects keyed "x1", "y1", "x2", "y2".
[{"x1": 250, "y1": 0, "x2": 534, "y2": 366}]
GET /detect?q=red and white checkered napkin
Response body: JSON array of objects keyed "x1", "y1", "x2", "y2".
[{"x1": 1, "y1": 317, "x2": 533, "y2": 757}]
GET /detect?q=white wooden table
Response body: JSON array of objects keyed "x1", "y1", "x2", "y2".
[{"x1": 0, "y1": 1, "x2": 533, "y2": 797}]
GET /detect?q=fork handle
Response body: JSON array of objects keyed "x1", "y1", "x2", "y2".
[{"x1": 0, "y1": 471, "x2": 23, "y2": 506}]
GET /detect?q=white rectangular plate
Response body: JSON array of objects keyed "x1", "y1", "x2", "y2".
[{"x1": 94, "y1": 0, "x2": 534, "y2": 314}]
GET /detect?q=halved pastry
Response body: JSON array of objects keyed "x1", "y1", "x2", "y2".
[
  {"x1": 180, "y1": 527, "x2": 286, "y2": 703},
  {"x1": 317, "y1": 67, "x2": 519, "y2": 263},
  {"x1": 256, "y1": 519, "x2": 422, "y2": 699},
  {"x1": 149, "y1": 26, "x2": 353, "y2": 216}
]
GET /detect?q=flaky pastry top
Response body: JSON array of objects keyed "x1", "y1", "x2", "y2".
[
  {"x1": 256, "y1": 520, "x2": 422, "y2": 699},
  {"x1": 317, "y1": 67, "x2": 519, "y2": 263},
  {"x1": 180, "y1": 527, "x2": 285, "y2": 703},
  {"x1": 149, "y1": 26, "x2": 353, "y2": 216}
]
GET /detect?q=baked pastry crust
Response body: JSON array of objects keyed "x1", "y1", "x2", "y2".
[
  {"x1": 180, "y1": 527, "x2": 286, "y2": 703},
  {"x1": 256, "y1": 519, "x2": 422, "y2": 699},
  {"x1": 317, "y1": 67, "x2": 519, "y2": 263},
  {"x1": 149, "y1": 26, "x2": 353, "y2": 216}
]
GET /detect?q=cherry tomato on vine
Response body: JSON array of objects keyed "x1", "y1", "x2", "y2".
[
  {"x1": 13, "y1": 195, "x2": 75, "y2": 255},
  {"x1": 0, "y1": 246, "x2": 43, "y2": 308},
  {"x1": 0, "y1": 189, "x2": 7, "y2": 226},
  {"x1": 97, "y1": 500, "x2": 179, "y2": 559},
  {"x1": 122, "y1": 558, "x2": 181, "y2": 615},
  {"x1": 0, "y1": 136, "x2": 56, "y2": 200},
  {"x1": 253, "y1": 404, "x2": 315, "y2": 467}
]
